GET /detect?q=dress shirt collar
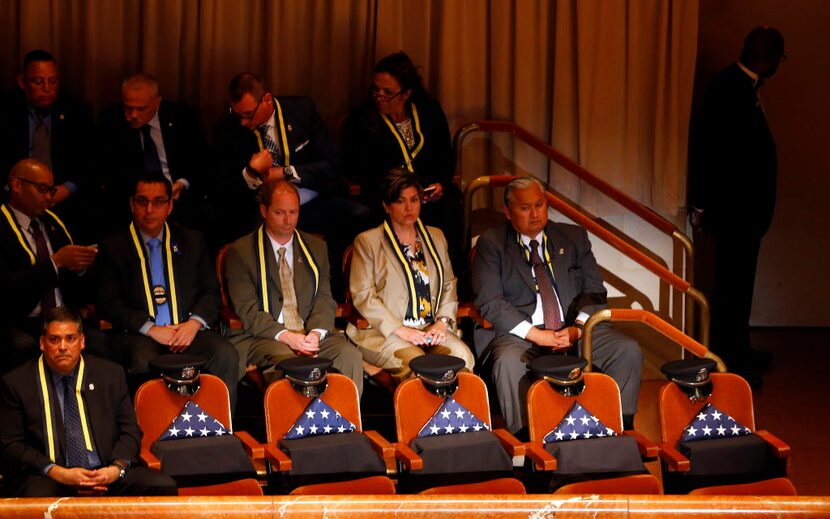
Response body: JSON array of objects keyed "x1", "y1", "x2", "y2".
[
  {"x1": 737, "y1": 60, "x2": 761, "y2": 87},
  {"x1": 8, "y1": 205, "x2": 34, "y2": 232},
  {"x1": 267, "y1": 232, "x2": 294, "y2": 265},
  {"x1": 517, "y1": 230, "x2": 545, "y2": 249},
  {"x1": 147, "y1": 111, "x2": 162, "y2": 132}
]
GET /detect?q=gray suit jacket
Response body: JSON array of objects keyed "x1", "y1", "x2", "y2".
[
  {"x1": 224, "y1": 228, "x2": 336, "y2": 343},
  {"x1": 471, "y1": 221, "x2": 607, "y2": 357},
  {"x1": 346, "y1": 224, "x2": 458, "y2": 352}
]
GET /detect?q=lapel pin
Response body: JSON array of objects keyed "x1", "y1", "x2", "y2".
[
  {"x1": 59, "y1": 113, "x2": 65, "y2": 121},
  {"x1": 88, "y1": 383, "x2": 95, "y2": 391},
  {"x1": 559, "y1": 248, "x2": 564, "y2": 255},
  {"x1": 287, "y1": 124, "x2": 293, "y2": 132}
]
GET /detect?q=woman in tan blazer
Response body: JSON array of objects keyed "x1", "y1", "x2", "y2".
[{"x1": 347, "y1": 171, "x2": 474, "y2": 384}]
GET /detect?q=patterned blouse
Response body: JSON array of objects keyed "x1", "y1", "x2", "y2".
[{"x1": 400, "y1": 235, "x2": 433, "y2": 327}]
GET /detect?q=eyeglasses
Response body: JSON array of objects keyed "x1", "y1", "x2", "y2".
[
  {"x1": 370, "y1": 85, "x2": 404, "y2": 101},
  {"x1": 132, "y1": 197, "x2": 171, "y2": 209},
  {"x1": 229, "y1": 94, "x2": 266, "y2": 121},
  {"x1": 24, "y1": 76, "x2": 60, "y2": 88},
  {"x1": 13, "y1": 176, "x2": 57, "y2": 196}
]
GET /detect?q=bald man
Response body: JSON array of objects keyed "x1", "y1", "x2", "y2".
[
  {"x1": 96, "y1": 72, "x2": 209, "y2": 237},
  {"x1": 0, "y1": 159, "x2": 98, "y2": 373}
]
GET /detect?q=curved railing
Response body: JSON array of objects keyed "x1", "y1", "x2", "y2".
[
  {"x1": 455, "y1": 120, "x2": 697, "y2": 334},
  {"x1": 464, "y1": 175, "x2": 709, "y2": 346},
  {"x1": 583, "y1": 309, "x2": 724, "y2": 372}
]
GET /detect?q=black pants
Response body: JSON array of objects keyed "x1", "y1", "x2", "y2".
[
  {"x1": 14, "y1": 466, "x2": 177, "y2": 497},
  {"x1": 709, "y1": 231, "x2": 763, "y2": 367}
]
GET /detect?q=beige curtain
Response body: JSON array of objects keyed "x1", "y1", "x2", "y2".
[{"x1": 0, "y1": 0, "x2": 697, "y2": 216}]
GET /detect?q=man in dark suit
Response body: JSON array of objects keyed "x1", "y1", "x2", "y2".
[
  {"x1": 95, "y1": 173, "x2": 238, "y2": 403},
  {"x1": 0, "y1": 307, "x2": 177, "y2": 497},
  {"x1": 688, "y1": 27, "x2": 786, "y2": 383},
  {"x1": 0, "y1": 50, "x2": 94, "y2": 242},
  {"x1": 96, "y1": 73, "x2": 208, "y2": 236},
  {"x1": 213, "y1": 72, "x2": 369, "y2": 293},
  {"x1": 223, "y1": 180, "x2": 363, "y2": 394},
  {"x1": 472, "y1": 177, "x2": 642, "y2": 434},
  {"x1": 0, "y1": 159, "x2": 98, "y2": 373}
]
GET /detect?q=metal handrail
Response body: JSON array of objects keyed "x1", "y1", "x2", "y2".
[
  {"x1": 583, "y1": 309, "x2": 724, "y2": 372},
  {"x1": 455, "y1": 120, "x2": 696, "y2": 334},
  {"x1": 463, "y1": 175, "x2": 709, "y2": 345}
]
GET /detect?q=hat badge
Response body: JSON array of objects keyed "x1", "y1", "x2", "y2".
[
  {"x1": 309, "y1": 367, "x2": 322, "y2": 381},
  {"x1": 181, "y1": 366, "x2": 196, "y2": 380},
  {"x1": 441, "y1": 370, "x2": 454, "y2": 382},
  {"x1": 567, "y1": 367, "x2": 582, "y2": 380},
  {"x1": 694, "y1": 367, "x2": 709, "y2": 383}
]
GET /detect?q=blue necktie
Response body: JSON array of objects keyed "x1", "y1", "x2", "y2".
[
  {"x1": 259, "y1": 124, "x2": 282, "y2": 166},
  {"x1": 148, "y1": 238, "x2": 171, "y2": 325},
  {"x1": 62, "y1": 375, "x2": 91, "y2": 468}
]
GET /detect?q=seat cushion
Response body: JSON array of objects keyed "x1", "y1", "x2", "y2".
[
  {"x1": 544, "y1": 435, "x2": 646, "y2": 475},
  {"x1": 410, "y1": 431, "x2": 513, "y2": 475},
  {"x1": 151, "y1": 435, "x2": 256, "y2": 486},
  {"x1": 278, "y1": 432, "x2": 386, "y2": 476}
]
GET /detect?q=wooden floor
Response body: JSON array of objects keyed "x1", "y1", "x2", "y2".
[{"x1": 750, "y1": 327, "x2": 830, "y2": 496}]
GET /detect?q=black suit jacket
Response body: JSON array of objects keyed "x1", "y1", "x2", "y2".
[
  {"x1": 0, "y1": 355, "x2": 141, "y2": 484},
  {"x1": 212, "y1": 96, "x2": 337, "y2": 242},
  {"x1": 691, "y1": 63, "x2": 777, "y2": 236},
  {"x1": 472, "y1": 221, "x2": 607, "y2": 355},
  {"x1": 0, "y1": 89, "x2": 93, "y2": 192},
  {"x1": 0, "y1": 206, "x2": 83, "y2": 323},
  {"x1": 96, "y1": 100, "x2": 208, "y2": 231},
  {"x1": 95, "y1": 223, "x2": 220, "y2": 332},
  {"x1": 343, "y1": 96, "x2": 453, "y2": 204}
]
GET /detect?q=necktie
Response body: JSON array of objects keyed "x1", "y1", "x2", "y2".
[
  {"x1": 529, "y1": 239, "x2": 563, "y2": 331},
  {"x1": 62, "y1": 375, "x2": 90, "y2": 468},
  {"x1": 30, "y1": 220, "x2": 57, "y2": 314},
  {"x1": 148, "y1": 238, "x2": 171, "y2": 325},
  {"x1": 32, "y1": 112, "x2": 52, "y2": 168},
  {"x1": 278, "y1": 247, "x2": 304, "y2": 332},
  {"x1": 141, "y1": 125, "x2": 163, "y2": 173},
  {"x1": 259, "y1": 124, "x2": 282, "y2": 166}
]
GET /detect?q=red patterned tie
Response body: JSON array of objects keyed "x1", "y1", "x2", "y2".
[{"x1": 529, "y1": 239, "x2": 563, "y2": 330}]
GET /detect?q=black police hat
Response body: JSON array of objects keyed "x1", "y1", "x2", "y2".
[
  {"x1": 410, "y1": 354, "x2": 465, "y2": 398},
  {"x1": 530, "y1": 355, "x2": 588, "y2": 396},
  {"x1": 661, "y1": 358, "x2": 717, "y2": 401},
  {"x1": 278, "y1": 357, "x2": 332, "y2": 398},
  {"x1": 150, "y1": 354, "x2": 207, "y2": 396}
]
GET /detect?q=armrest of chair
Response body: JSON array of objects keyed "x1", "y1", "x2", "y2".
[
  {"x1": 393, "y1": 442, "x2": 423, "y2": 471},
  {"x1": 457, "y1": 303, "x2": 492, "y2": 329},
  {"x1": 220, "y1": 306, "x2": 243, "y2": 333},
  {"x1": 234, "y1": 431, "x2": 264, "y2": 459},
  {"x1": 756, "y1": 430, "x2": 791, "y2": 458},
  {"x1": 338, "y1": 302, "x2": 370, "y2": 329},
  {"x1": 364, "y1": 430, "x2": 397, "y2": 474},
  {"x1": 263, "y1": 444, "x2": 293, "y2": 472},
  {"x1": 492, "y1": 428, "x2": 526, "y2": 456},
  {"x1": 658, "y1": 442, "x2": 690, "y2": 472},
  {"x1": 140, "y1": 447, "x2": 161, "y2": 470},
  {"x1": 623, "y1": 430, "x2": 659, "y2": 458},
  {"x1": 524, "y1": 442, "x2": 557, "y2": 471}
]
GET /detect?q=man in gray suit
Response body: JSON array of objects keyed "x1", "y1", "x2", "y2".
[
  {"x1": 472, "y1": 177, "x2": 641, "y2": 434},
  {"x1": 223, "y1": 180, "x2": 363, "y2": 394}
]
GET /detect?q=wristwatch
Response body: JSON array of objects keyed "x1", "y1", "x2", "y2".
[
  {"x1": 110, "y1": 460, "x2": 128, "y2": 479},
  {"x1": 436, "y1": 316, "x2": 455, "y2": 329}
]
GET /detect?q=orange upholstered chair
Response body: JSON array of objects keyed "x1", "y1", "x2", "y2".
[
  {"x1": 419, "y1": 477, "x2": 526, "y2": 495},
  {"x1": 525, "y1": 372, "x2": 661, "y2": 494},
  {"x1": 262, "y1": 374, "x2": 396, "y2": 494},
  {"x1": 658, "y1": 372, "x2": 791, "y2": 494},
  {"x1": 289, "y1": 475, "x2": 396, "y2": 495},
  {"x1": 688, "y1": 477, "x2": 796, "y2": 496},
  {"x1": 134, "y1": 374, "x2": 263, "y2": 495},
  {"x1": 393, "y1": 372, "x2": 524, "y2": 492}
]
